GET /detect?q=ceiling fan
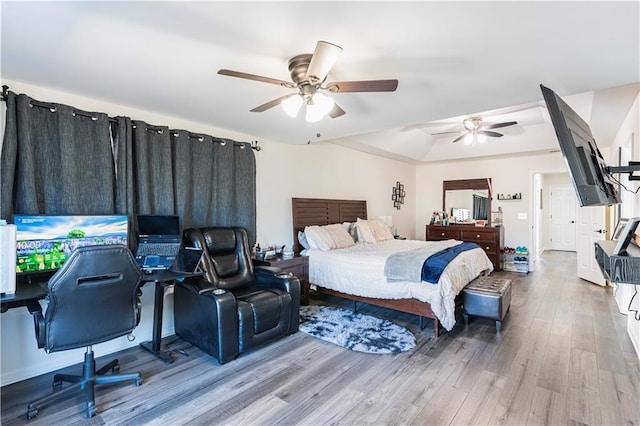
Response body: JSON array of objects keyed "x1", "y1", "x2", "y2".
[
  {"x1": 431, "y1": 116, "x2": 518, "y2": 144},
  {"x1": 218, "y1": 41, "x2": 398, "y2": 122}
]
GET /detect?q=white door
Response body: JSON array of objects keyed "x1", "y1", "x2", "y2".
[
  {"x1": 577, "y1": 206, "x2": 606, "y2": 285},
  {"x1": 549, "y1": 184, "x2": 577, "y2": 251}
]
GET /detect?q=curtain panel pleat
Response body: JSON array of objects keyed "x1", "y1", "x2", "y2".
[
  {"x1": 1, "y1": 92, "x2": 116, "y2": 217},
  {"x1": 1, "y1": 91, "x2": 257, "y2": 248},
  {"x1": 171, "y1": 133, "x2": 256, "y2": 246},
  {"x1": 473, "y1": 194, "x2": 488, "y2": 220}
]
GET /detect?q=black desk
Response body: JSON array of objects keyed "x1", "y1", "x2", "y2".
[
  {"x1": 2, "y1": 269, "x2": 202, "y2": 364},
  {"x1": 1, "y1": 277, "x2": 48, "y2": 313},
  {"x1": 138, "y1": 269, "x2": 203, "y2": 363}
]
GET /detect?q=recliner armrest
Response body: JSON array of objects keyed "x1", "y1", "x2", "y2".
[
  {"x1": 27, "y1": 300, "x2": 46, "y2": 349},
  {"x1": 179, "y1": 277, "x2": 218, "y2": 295},
  {"x1": 254, "y1": 266, "x2": 300, "y2": 297},
  {"x1": 254, "y1": 265, "x2": 285, "y2": 279}
]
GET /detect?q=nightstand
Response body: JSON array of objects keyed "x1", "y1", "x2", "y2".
[{"x1": 252, "y1": 255, "x2": 309, "y2": 305}]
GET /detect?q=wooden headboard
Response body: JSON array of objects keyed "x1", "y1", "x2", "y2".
[{"x1": 292, "y1": 197, "x2": 367, "y2": 253}]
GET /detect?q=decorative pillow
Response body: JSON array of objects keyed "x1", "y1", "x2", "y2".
[
  {"x1": 369, "y1": 219, "x2": 395, "y2": 241},
  {"x1": 355, "y1": 218, "x2": 377, "y2": 244},
  {"x1": 326, "y1": 224, "x2": 356, "y2": 248},
  {"x1": 304, "y1": 224, "x2": 356, "y2": 251},
  {"x1": 298, "y1": 230, "x2": 310, "y2": 250}
]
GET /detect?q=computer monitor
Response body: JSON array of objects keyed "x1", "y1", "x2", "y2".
[
  {"x1": 14, "y1": 214, "x2": 128, "y2": 274},
  {"x1": 540, "y1": 84, "x2": 621, "y2": 206}
]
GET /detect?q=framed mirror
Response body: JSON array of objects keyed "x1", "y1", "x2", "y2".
[{"x1": 443, "y1": 178, "x2": 492, "y2": 225}]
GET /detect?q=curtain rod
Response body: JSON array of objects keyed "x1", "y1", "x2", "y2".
[{"x1": 0, "y1": 84, "x2": 261, "y2": 151}]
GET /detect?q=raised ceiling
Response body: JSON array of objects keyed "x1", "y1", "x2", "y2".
[{"x1": 2, "y1": 1, "x2": 638, "y2": 164}]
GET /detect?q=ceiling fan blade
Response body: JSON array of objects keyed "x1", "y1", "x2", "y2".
[
  {"x1": 479, "y1": 130, "x2": 504, "y2": 138},
  {"x1": 250, "y1": 94, "x2": 297, "y2": 113},
  {"x1": 431, "y1": 130, "x2": 465, "y2": 136},
  {"x1": 452, "y1": 134, "x2": 467, "y2": 143},
  {"x1": 326, "y1": 79, "x2": 398, "y2": 93},
  {"x1": 485, "y1": 121, "x2": 518, "y2": 130},
  {"x1": 327, "y1": 102, "x2": 346, "y2": 119},
  {"x1": 305, "y1": 41, "x2": 343, "y2": 84},
  {"x1": 218, "y1": 69, "x2": 296, "y2": 89}
]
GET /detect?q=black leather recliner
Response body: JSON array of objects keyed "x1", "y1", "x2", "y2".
[
  {"x1": 173, "y1": 227, "x2": 300, "y2": 364},
  {"x1": 27, "y1": 245, "x2": 144, "y2": 419}
]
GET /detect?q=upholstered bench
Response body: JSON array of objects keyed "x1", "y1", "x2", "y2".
[{"x1": 462, "y1": 276, "x2": 512, "y2": 332}]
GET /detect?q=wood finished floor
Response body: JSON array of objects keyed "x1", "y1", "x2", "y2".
[{"x1": 1, "y1": 250, "x2": 639, "y2": 425}]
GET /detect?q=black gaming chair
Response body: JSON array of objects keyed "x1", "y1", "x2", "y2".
[
  {"x1": 27, "y1": 245, "x2": 144, "y2": 419},
  {"x1": 173, "y1": 227, "x2": 300, "y2": 364}
]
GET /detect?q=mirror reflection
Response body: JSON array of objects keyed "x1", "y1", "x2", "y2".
[{"x1": 445, "y1": 189, "x2": 490, "y2": 222}]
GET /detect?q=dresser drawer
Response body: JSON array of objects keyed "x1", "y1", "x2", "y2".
[
  {"x1": 426, "y1": 228, "x2": 459, "y2": 240},
  {"x1": 283, "y1": 263, "x2": 306, "y2": 281},
  {"x1": 461, "y1": 229, "x2": 496, "y2": 242},
  {"x1": 476, "y1": 241, "x2": 498, "y2": 255}
]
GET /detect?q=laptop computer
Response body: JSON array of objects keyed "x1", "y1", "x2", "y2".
[
  {"x1": 170, "y1": 247, "x2": 204, "y2": 273},
  {"x1": 135, "y1": 214, "x2": 181, "y2": 270}
]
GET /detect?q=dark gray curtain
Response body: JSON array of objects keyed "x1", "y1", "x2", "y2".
[
  {"x1": 110, "y1": 116, "x2": 135, "y2": 216},
  {"x1": 1, "y1": 93, "x2": 257, "y2": 247},
  {"x1": 132, "y1": 121, "x2": 175, "y2": 216},
  {"x1": 1, "y1": 92, "x2": 116, "y2": 219},
  {"x1": 473, "y1": 194, "x2": 488, "y2": 220},
  {"x1": 171, "y1": 132, "x2": 256, "y2": 246}
]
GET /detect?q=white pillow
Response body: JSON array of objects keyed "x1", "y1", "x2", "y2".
[
  {"x1": 369, "y1": 219, "x2": 395, "y2": 241},
  {"x1": 303, "y1": 225, "x2": 329, "y2": 250},
  {"x1": 298, "y1": 230, "x2": 310, "y2": 249},
  {"x1": 355, "y1": 218, "x2": 376, "y2": 244},
  {"x1": 326, "y1": 224, "x2": 356, "y2": 248},
  {"x1": 304, "y1": 224, "x2": 355, "y2": 251}
]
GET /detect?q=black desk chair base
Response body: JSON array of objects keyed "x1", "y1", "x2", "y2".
[{"x1": 26, "y1": 347, "x2": 143, "y2": 419}]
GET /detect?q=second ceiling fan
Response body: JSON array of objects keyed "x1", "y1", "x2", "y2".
[
  {"x1": 432, "y1": 116, "x2": 518, "y2": 144},
  {"x1": 218, "y1": 41, "x2": 398, "y2": 122}
]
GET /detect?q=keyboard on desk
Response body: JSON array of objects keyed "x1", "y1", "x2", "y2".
[{"x1": 136, "y1": 243, "x2": 181, "y2": 257}]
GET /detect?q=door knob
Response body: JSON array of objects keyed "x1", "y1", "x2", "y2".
[
  {"x1": 595, "y1": 229, "x2": 606, "y2": 234},
  {"x1": 570, "y1": 220, "x2": 575, "y2": 223}
]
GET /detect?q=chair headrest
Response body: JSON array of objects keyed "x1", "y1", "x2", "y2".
[{"x1": 200, "y1": 227, "x2": 238, "y2": 256}]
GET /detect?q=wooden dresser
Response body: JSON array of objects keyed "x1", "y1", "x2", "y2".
[{"x1": 425, "y1": 224, "x2": 504, "y2": 271}]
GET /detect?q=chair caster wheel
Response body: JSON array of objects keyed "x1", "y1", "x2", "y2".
[
  {"x1": 112, "y1": 364, "x2": 120, "y2": 373},
  {"x1": 27, "y1": 407, "x2": 38, "y2": 419},
  {"x1": 52, "y1": 379, "x2": 63, "y2": 389},
  {"x1": 86, "y1": 403, "x2": 97, "y2": 418},
  {"x1": 135, "y1": 378, "x2": 143, "y2": 387}
]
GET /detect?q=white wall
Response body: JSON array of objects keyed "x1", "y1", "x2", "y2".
[
  {"x1": 608, "y1": 91, "x2": 640, "y2": 360},
  {"x1": 0, "y1": 79, "x2": 415, "y2": 384},
  {"x1": 415, "y1": 153, "x2": 568, "y2": 248},
  {"x1": 255, "y1": 140, "x2": 416, "y2": 249}
]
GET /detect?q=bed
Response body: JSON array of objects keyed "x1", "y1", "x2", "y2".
[{"x1": 292, "y1": 197, "x2": 493, "y2": 337}]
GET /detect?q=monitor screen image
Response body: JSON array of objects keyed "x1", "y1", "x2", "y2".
[
  {"x1": 540, "y1": 84, "x2": 621, "y2": 206},
  {"x1": 14, "y1": 215, "x2": 128, "y2": 274}
]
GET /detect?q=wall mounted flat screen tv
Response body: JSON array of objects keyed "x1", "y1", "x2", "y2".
[
  {"x1": 14, "y1": 215, "x2": 128, "y2": 274},
  {"x1": 540, "y1": 84, "x2": 621, "y2": 206}
]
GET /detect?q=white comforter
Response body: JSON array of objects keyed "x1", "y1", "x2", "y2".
[{"x1": 306, "y1": 239, "x2": 494, "y2": 330}]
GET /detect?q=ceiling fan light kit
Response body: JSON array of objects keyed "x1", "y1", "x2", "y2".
[
  {"x1": 433, "y1": 116, "x2": 519, "y2": 144},
  {"x1": 281, "y1": 94, "x2": 303, "y2": 117},
  {"x1": 218, "y1": 40, "x2": 398, "y2": 123}
]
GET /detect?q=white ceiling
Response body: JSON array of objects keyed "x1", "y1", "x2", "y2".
[{"x1": 2, "y1": 1, "x2": 639, "y2": 164}]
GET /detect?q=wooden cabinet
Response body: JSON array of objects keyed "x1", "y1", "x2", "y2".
[
  {"x1": 252, "y1": 255, "x2": 309, "y2": 305},
  {"x1": 425, "y1": 224, "x2": 504, "y2": 271}
]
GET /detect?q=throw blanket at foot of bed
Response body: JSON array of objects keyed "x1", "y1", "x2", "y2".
[{"x1": 384, "y1": 240, "x2": 482, "y2": 283}]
